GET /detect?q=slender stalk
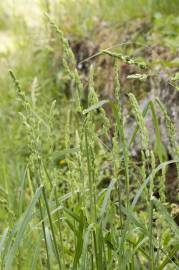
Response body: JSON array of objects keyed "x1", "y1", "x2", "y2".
[
  {"x1": 84, "y1": 127, "x2": 95, "y2": 222},
  {"x1": 38, "y1": 197, "x2": 51, "y2": 270},
  {"x1": 42, "y1": 186, "x2": 62, "y2": 270},
  {"x1": 42, "y1": 161, "x2": 65, "y2": 267}
]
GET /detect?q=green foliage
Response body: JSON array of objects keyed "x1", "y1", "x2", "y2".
[{"x1": 0, "y1": 1, "x2": 179, "y2": 270}]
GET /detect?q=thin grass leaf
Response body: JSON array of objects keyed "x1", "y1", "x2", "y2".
[
  {"x1": 45, "y1": 226, "x2": 55, "y2": 264},
  {"x1": 72, "y1": 211, "x2": 85, "y2": 270},
  {"x1": 64, "y1": 207, "x2": 81, "y2": 223},
  {"x1": 80, "y1": 224, "x2": 93, "y2": 270},
  {"x1": 132, "y1": 159, "x2": 179, "y2": 207},
  {"x1": 18, "y1": 165, "x2": 28, "y2": 215},
  {"x1": 5, "y1": 186, "x2": 43, "y2": 270},
  {"x1": 65, "y1": 219, "x2": 78, "y2": 235},
  {"x1": 42, "y1": 187, "x2": 62, "y2": 269},
  {"x1": 30, "y1": 236, "x2": 41, "y2": 270},
  {"x1": 99, "y1": 179, "x2": 116, "y2": 221},
  {"x1": 0, "y1": 227, "x2": 9, "y2": 256},
  {"x1": 132, "y1": 236, "x2": 148, "y2": 256},
  {"x1": 158, "y1": 245, "x2": 179, "y2": 270},
  {"x1": 153, "y1": 198, "x2": 179, "y2": 236}
]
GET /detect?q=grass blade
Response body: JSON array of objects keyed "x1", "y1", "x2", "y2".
[
  {"x1": 0, "y1": 228, "x2": 9, "y2": 256},
  {"x1": 5, "y1": 186, "x2": 43, "y2": 270},
  {"x1": 132, "y1": 159, "x2": 179, "y2": 207}
]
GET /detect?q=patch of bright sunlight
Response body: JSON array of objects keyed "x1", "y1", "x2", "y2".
[{"x1": 0, "y1": 0, "x2": 42, "y2": 54}]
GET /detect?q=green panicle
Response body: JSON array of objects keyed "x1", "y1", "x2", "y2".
[
  {"x1": 114, "y1": 59, "x2": 120, "y2": 101},
  {"x1": 156, "y1": 98, "x2": 179, "y2": 177},
  {"x1": 129, "y1": 93, "x2": 149, "y2": 152}
]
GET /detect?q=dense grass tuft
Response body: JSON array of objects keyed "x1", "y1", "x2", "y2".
[{"x1": 0, "y1": 1, "x2": 179, "y2": 269}]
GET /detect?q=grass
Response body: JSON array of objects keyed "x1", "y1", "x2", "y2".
[{"x1": 0, "y1": 1, "x2": 179, "y2": 269}]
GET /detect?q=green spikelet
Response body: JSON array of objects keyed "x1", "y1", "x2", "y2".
[
  {"x1": 156, "y1": 98, "x2": 179, "y2": 177},
  {"x1": 112, "y1": 60, "x2": 122, "y2": 179},
  {"x1": 85, "y1": 65, "x2": 98, "y2": 148},
  {"x1": 112, "y1": 65, "x2": 130, "y2": 207},
  {"x1": 128, "y1": 93, "x2": 149, "y2": 152},
  {"x1": 65, "y1": 110, "x2": 71, "y2": 150},
  {"x1": 46, "y1": 13, "x2": 82, "y2": 112},
  {"x1": 102, "y1": 49, "x2": 147, "y2": 69},
  {"x1": 150, "y1": 150, "x2": 155, "y2": 198},
  {"x1": 9, "y1": 70, "x2": 27, "y2": 106},
  {"x1": 141, "y1": 150, "x2": 149, "y2": 204},
  {"x1": 83, "y1": 68, "x2": 98, "y2": 221},
  {"x1": 45, "y1": 13, "x2": 76, "y2": 68},
  {"x1": 88, "y1": 65, "x2": 110, "y2": 137},
  {"x1": 9, "y1": 70, "x2": 22, "y2": 94},
  {"x1": 112, "y1": 124, "x2": 121, "y2": 182},
  {"x1": 114, "y1": 59, "x2": 120, "y2": 101},
  {"x1": 88, "y1": 65, "x2": 98, "y2": 105},
  {"x1": 159, "y1": 166, "x2": 166, "y2": 202}
]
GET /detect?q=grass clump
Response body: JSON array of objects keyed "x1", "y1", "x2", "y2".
[{"x1": 0, "y1": 2, "x2": 179, "y2": 270}]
